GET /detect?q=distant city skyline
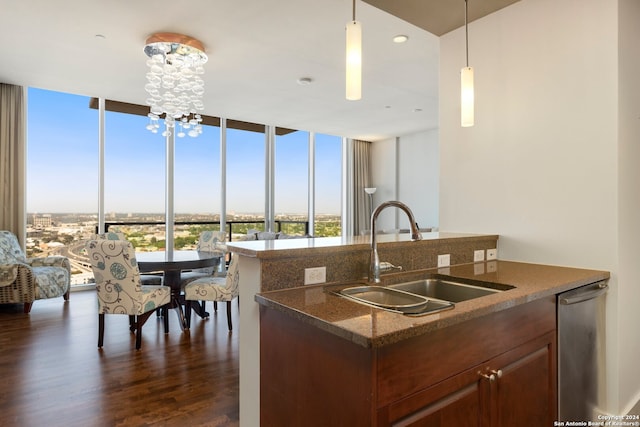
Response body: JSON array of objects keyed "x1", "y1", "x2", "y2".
[
  {"x1": 26, "y1": 211, "x2": 340, "y2": 218},
  {"x1": 26, "y1": 88, "x2": 342, "y2": 215}
]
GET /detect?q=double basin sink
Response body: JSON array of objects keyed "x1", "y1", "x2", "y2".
[{"x1": 336, "y1": 275, "x2": 514, "y2": 317}]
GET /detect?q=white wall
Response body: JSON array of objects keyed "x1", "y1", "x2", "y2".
[
  {"x1": 370, "y1": 137, "x2": 397, "y2": 231},
  {"x1": 440, "y1": 0, "x2": 618, "y2": 268},
  {"x1": 440, "y1": 0, "x2": 640, "y2": 415},
  {"x1": 398, "y1": 129, "x2": 439, "y2": 229},
  {"x1": 371, "y1": 131, "x2": 439, "y2": 231},
  {"x1": 617, "y1": 0, "x2": 640, "y2": 413},
  {"x1": 238, "y1": 256, "x2": 261, "y2": 427}
]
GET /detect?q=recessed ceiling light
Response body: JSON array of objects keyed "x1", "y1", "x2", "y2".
[
  {"x1": 393, "y1": 34, "x2": 409, "y2": 43},
  {"x1": 297, "y1": 77, "x2": 313, "y2": 85},
  {"x1": 413, "y1": 108, "x2": 423, "y2": 113}
]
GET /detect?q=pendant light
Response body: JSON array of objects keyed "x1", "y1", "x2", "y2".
[
  {"x1": 346, "y1": 0, "x2": 362, "y2": 101},
  {"x1": 461, "y1": 0, "x2": 474, "y2": 127}
]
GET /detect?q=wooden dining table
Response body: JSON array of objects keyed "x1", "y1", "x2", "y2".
[{"x1": 135, "y1": 250, "x2": 221, "y2": 330}]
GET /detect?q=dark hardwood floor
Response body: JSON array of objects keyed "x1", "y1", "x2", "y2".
[{"x1": 0, "y1": 290, "x2": 239, "y2": 427}]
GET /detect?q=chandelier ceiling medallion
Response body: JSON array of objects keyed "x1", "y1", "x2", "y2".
[{"x1": 143, "y1": 32, "x2": 208, "y2": 138}]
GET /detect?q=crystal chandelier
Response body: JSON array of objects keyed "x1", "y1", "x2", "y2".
[{"x1": 143, "y1": 32, "x2": 208, "y2": 138}]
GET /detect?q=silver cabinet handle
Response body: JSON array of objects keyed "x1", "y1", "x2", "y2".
[
  {"x1": 559, "y1": 282, "x2": 608, "y2": 305},
  {"x1": 479, "y1": 371, "x2": 496, "y2": 381},
  {"x1": 491, "y1": 369, "x2": 503, "y2": 379}
]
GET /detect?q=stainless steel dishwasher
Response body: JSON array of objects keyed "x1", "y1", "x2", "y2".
[{"x1": 558, "y1": 280, "x2": 608, "y2": 422}]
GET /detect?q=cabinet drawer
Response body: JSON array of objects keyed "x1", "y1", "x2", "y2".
[{"x1": 376, "y1": 296, "x2": 556, "y2": 407}]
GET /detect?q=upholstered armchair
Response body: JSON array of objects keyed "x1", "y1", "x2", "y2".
[
  {"x1": 184, "y1": 252, "x2": 239, "y2": 331},
  {"x1": 0, "y1": 230, "x2": 70, "y2": 313},
  {"x1": 85, "y1": 239, "x2": 171, "y2": 349}
]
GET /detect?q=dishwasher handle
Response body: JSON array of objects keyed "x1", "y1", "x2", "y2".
[{"x1": 559, "y1": 282, "x2": 608, "y2": 305}]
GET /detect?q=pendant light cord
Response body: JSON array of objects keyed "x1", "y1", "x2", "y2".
[
  {"x1": 465, "y1": 0, "x2": 469, "y2": 67},
  {"x1": 352, "y1": 0, "x2": 356, "y2": 22}
]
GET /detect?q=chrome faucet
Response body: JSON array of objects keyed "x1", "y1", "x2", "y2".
[{"x1": 369, "y1": 201, "x2": 422, "y2": 283}]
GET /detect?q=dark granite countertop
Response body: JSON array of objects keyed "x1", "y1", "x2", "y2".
[
  {"x1": 226, "y1": 232, "x2": 497, "y2": 258},
  {"x1": 255, "y1": 260, "x2": 610, "y2": 348}
]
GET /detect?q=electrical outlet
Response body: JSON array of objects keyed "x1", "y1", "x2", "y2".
[
  {"x1": 486, "y1": 248, "x2": 497, "y2": 260},
  {"x1": 304, "y1": 266, "x2": 326, "y2": 285},
  {"x1": 474, "y1": 249, "x2": 485, "y2": 262},
  {"x1": 437, "y1": 254, "x2": 450, "y2": 268}
]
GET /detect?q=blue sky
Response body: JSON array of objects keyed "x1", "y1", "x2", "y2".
[{"x1": 26, "y1": 88, "x2": 342, "y2": 215}]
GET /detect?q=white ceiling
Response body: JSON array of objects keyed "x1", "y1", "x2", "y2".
[{"x1": 0, "y1": 0, "x2": 442, "y2": 141}]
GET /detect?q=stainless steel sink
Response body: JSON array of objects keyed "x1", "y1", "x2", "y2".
[
  {"x1": 338, "y1": 285, "x2": 454, "y2": 316},
  {"x1": 388, "y1": 276, "x2": 514, "y2": 303},
  {"x1": 333, "y1": 275, "x2": 512, "y2": 316}
]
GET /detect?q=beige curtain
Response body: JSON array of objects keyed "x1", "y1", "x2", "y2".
[
  {"x1": 0, "y1": 83, "x2": 26, "y2": 241},
  {"x1": 353, "y1": 139, "x2": 372, "y2": 235}
]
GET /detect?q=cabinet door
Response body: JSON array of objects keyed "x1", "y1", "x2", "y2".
[
  {"x1": 491, "y1": 331, "x2": 557, "y2": 427},
  {"x1": 380, "y1": 366, "x2": 490, "y2": 427},
  {"x1": 380, "y1": 331, "x2": 556, "y2": 427}
]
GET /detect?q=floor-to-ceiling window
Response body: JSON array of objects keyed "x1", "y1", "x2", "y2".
[
  {"x1": 26, "y1": 88, "x2": 345, "y2": 286},
  {"x1": 226, "y1": 127, "x2": 265, "y2": 239},
  {"x1": 174, "y1": 123, "x2": 222, "y2": 246},
  {"x1": 26, "y1": 88, "x2": 98, "y2": 285},
  {"x1": 104, "y1": 109, "x2": 165, "y2": 249},
  {"x1": 275, "y1": 130, "x2": 309, "y2": 235},
  {"x1": 314, "y1": 133, "x2": 342, "y2": 236}
]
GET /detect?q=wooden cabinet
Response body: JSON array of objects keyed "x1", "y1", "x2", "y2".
[
  {"x1": 491, "y1": 334, "x2": 555, "y2": 427},
  {"x1": 260, "y1": 296, "x2": 557, "y2": 427},
  {"x1": 380, "y1": 365, "x2": 485, "y2": 427},
  {"x1": 379, "y1": 332, "x2": 555, "y2": 426}
]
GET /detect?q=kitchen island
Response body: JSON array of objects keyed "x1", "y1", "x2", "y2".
[
  {"x1": 257, "y1": 261, "x2": 608, "y2": 426},
  {"x1": 227, "y1": 233, "x2": 609, "y2": 426}
]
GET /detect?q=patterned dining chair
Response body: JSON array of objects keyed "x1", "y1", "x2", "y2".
[
  {"x1": 91, "y1": 232, "x2": 163, "y2": 286},
  {"x1": 86, "y1": 239, "x2": 171, "y2": 350},
  {"x1": 184, "y1": 252, "x2": 239, "y2": 331},
  {"x1": 197, "y1": 229, "x2": 227, "y2": 251},
  {"x1": 196, "y1": 229, "x2": 227, "y2": 273},
  {"x1": 181, "y1": 230, "x2": 228, "y2": 313}
]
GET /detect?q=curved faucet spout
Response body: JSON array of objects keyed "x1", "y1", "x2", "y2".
[{"x1": 369, "y1": 201, "x2": 422, "y2": 283}]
